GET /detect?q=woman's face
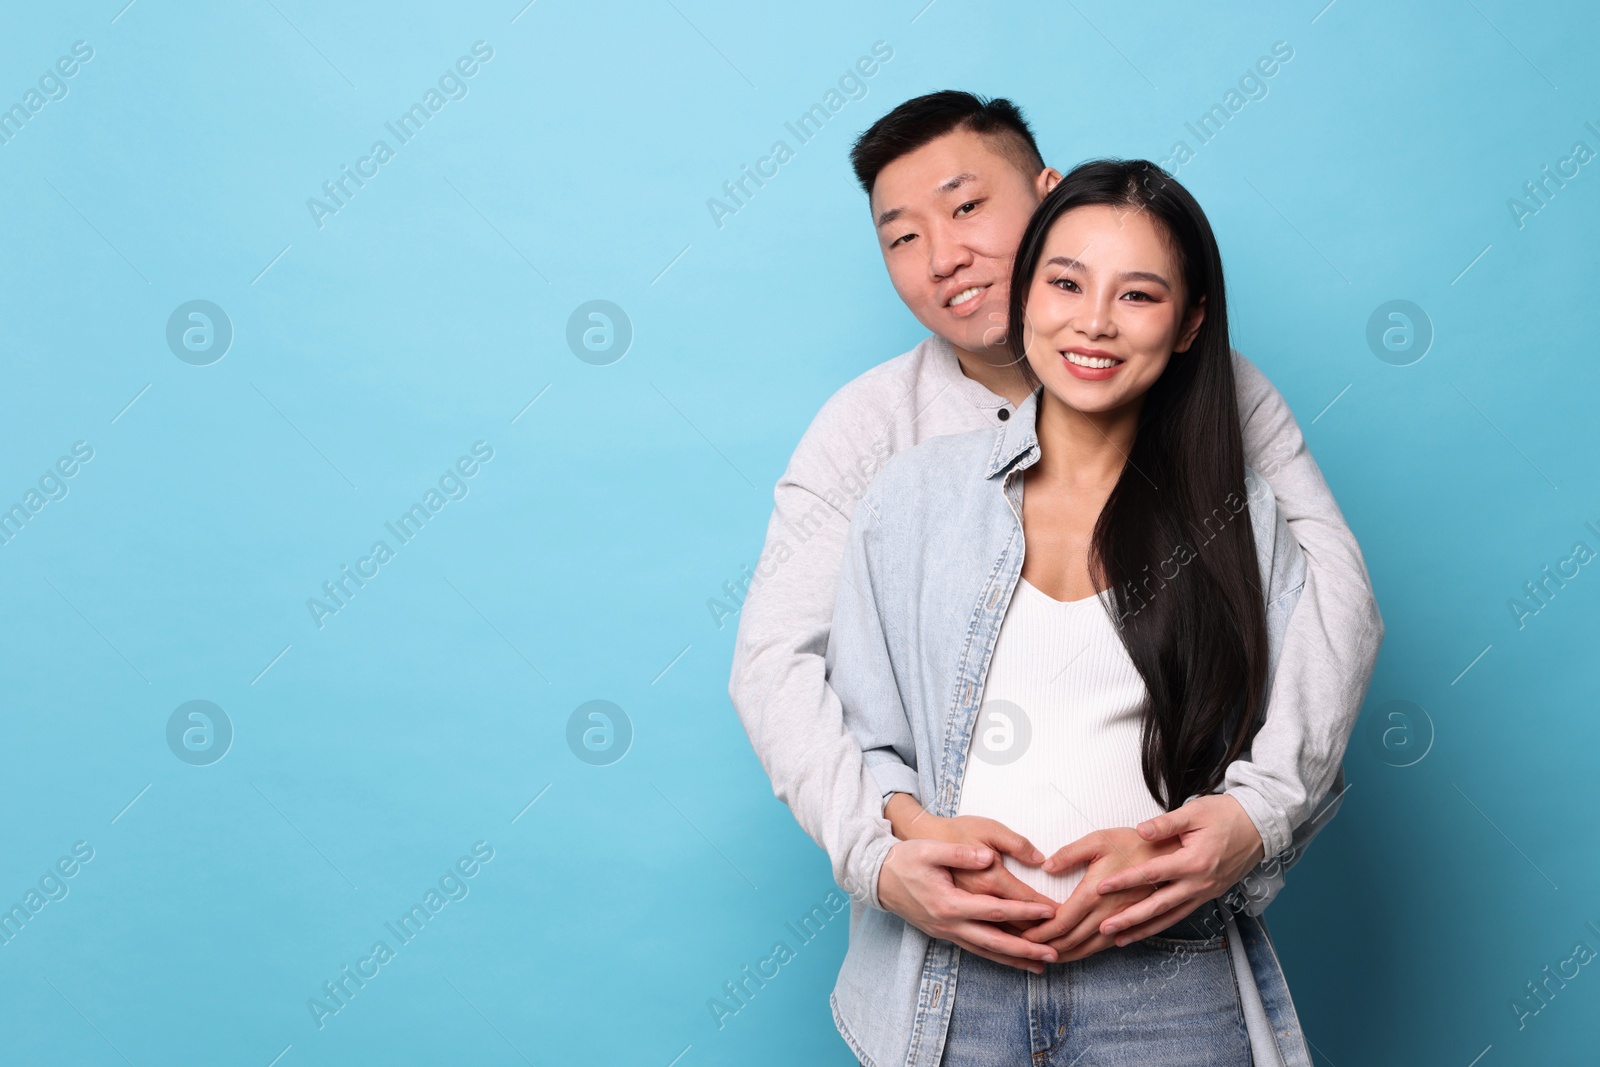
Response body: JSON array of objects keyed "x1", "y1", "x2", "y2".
[{"x1": 1020, "y1": 202, "x2": 1205, "y2": 417}]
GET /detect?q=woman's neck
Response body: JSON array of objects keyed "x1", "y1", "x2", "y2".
[{"x1": 1029, "y1": 387, "x2": 1142, "y2": 489}]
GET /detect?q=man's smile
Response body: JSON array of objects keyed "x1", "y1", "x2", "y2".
[{"x1": 943, "y1": 283, "x2": 991, "y2": 316}]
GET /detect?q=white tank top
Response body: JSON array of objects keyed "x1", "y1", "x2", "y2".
[{"x1": 953, "y1": 575, "x2": 1166, "y2": 902}]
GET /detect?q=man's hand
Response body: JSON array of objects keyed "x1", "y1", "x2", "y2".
[
  {"x1": 877, "y1": 838, "x2": 1060, "y2": 973},
  {"x1": 1088, "y1": 794, "x2": 1267, "y2": 946},
  {"x1": 877, "y1": 795, "x2": 1060, "y2": 972},
  {"x1": 884, "y1": 794, "x2": 1058, "y2": 914},
  {"x1": 1012, "y1": 827, "x2": 1177, "y2": 961}
]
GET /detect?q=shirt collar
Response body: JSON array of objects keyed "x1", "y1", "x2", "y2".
[
  {"x1": 983, "y1": 383, "x2": 1045, "y2": 480},
  {"x1": 927, "y1": 334, "x2": 1014, "y2": 413}
]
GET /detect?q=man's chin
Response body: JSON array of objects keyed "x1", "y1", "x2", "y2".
[{"x1": 920, "y1": 317, "x2": 1008, "y2": 358}]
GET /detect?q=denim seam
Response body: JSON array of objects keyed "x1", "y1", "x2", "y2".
[
  {"x1": 936, "y1": 518, "x2": 1019, "y2": 816},
  {"x1": 829, "y1": 990, "x2": 879, "y2": 1067},
  {"x1": 1219, "y1": 924, "x2": 1253, "y2": 1054},
  {"x1": 1243, "y1": 913, "x2": 1314, "y2": 1065}
]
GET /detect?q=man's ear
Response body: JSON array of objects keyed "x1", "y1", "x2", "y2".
[
  {"x1": 1174, "y1": 295, "x2": 1206, "y2": 354},
  {"x1": 1036, "y1": 166, "x2": 1063, "y2": 199}
]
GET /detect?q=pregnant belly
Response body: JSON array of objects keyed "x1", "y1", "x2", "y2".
[{"x1": 956, "y1": 775, "x2": 1168, "y2": 904}]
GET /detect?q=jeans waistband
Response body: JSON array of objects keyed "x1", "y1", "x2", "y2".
[{"x1": 1155, "y1": 898, "x2": 1231, "y2": 941}]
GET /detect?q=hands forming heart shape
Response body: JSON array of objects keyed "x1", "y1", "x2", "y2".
[{"x1": 877, "y1": 793, "x2": 1267, "y2": 973}]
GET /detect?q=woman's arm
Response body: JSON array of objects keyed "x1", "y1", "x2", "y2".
[
  {"x1": 825, "y1": 486, "x2": 921, "y2": 807},
  {"x1": 827, "y1": 482, "x2": 1062, "y2": 965}
]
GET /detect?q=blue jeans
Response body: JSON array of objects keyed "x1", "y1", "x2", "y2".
[{"x1": 934, "y1": 904, "x2": 1253, "y2": 1066}]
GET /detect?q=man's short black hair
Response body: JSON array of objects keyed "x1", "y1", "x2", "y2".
[{"x1": 849, "y1": 90, "x2": 1046, "y2": 197}]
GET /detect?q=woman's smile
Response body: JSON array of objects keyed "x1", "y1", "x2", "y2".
[{"x1": 1062, "y1": 346, "x2": 1124, "y2": 380}]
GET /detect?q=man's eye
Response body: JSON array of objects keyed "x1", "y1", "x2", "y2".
[{"x1": 890, "y1": 233, "x2": 916, "y2": 247}]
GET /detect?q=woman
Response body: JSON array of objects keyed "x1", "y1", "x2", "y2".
[{"x1": 825, "y1": 159, "x2": 1313, "y2": 1065}]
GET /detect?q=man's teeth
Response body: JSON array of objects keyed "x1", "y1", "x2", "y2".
[
  {"x1": 1065, "y1": 352, "x2": 1121, "y2": 369},
  {"x1": 947, "y1": 286, "x2": 985, "y2": 307}
]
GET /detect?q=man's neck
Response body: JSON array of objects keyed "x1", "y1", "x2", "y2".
[{"x1": 949, "y1": 341, "x2": 1033, "y2": 406}]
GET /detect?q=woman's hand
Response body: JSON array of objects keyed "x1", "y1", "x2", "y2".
[
  {"x1": 885, "y1": 794, "x2": 1057, "y2": 910},
  {"x1": 878, "y1": 795, "x2": 1061, "y2": 971},
  {"x1": 877, "y1": 839, "x2": 1060, "y2": 973},
  {"x1": 1087, "y1": 793, "x2": 1266, "y2": 946},
  {"x1": 1014, "y1": 827, "x2": 1179, "y2": 961}
]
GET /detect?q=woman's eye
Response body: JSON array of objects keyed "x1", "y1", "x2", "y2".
[
  {"x1": 1051, "y1": 277, "x2": 1080, "y2": 292},
  {"x1": 955, "y1": 201, "x2": 979, "y2": 216},
  {"x1": 1122, "y1": 290, "x2": 1153, "y2": 301}
]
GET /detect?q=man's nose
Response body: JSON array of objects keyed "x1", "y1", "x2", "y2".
[{"x1": 925, "y1": 227, "x2": 972, "y2": 279}]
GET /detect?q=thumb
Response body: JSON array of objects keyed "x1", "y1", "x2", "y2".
[{"x1": 1138, "y1": 806, "x2": 1194, "y2": 841}]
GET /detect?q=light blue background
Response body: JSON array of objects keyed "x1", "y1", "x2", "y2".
[{"x1": 1, "y1": 1, "x2": 1596, "y2": 1064}]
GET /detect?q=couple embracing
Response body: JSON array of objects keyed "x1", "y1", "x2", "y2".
[{"x1": 729, "y1": 91, "x2": 1382, "y2": 1067}]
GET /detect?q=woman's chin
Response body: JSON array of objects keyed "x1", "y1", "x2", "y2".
[{"x1": 1039, "y1": 378, "x2": 1130, "y2": 416}]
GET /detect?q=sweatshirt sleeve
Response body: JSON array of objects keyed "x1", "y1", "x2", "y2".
[
  {"x1": 1216, "y1": 352, "x2": 1384, "y2": 875},
  {"x1": 726, "y1": 394, "x2": 902, "y2": 911}
]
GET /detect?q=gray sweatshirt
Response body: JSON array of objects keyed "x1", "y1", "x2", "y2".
[{"x1": 729, "y1": 334, "x2": 1384, "y2": 909}]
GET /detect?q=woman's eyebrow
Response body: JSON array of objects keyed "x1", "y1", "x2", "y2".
[{"x1": 1043, "y1": 256, "x2": 1170, "y2": 287}]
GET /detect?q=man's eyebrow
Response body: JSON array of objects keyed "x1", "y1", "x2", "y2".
[
  {"x1": 937, "y1": 171, "x2": 980, "y2": 195},
  {"x1": 1044, "y1": 256, "x2": 1171, "y2": 288},
  {"x1": 875, "y1": 172, "x2": 982, "y2": 229}
]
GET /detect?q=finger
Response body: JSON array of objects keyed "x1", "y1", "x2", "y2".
[
  {"x1": 1040, "y1": 836, "x2": 1100, "y2": 875},
  {"x1": 949, "y1": 936, "x2": 1046, "y2": 974},
  {"x1": 957, "y1": 866, "x2": 1059, "y2": 909},
  {"x1": 1137, "y1": 806, "x2": 1194, "y2": 841},
  {"x1": 1100, "y1": 886, "x2": 1198, "y2": 941},
  {"x1": 948, "y1": 920, "x2": 1059, "y2": 966},
  {"x1": 1048, "y1": 876, "x2": 1163, "y2": 953},
  {"x1": 979, "y1": 823, "x2": 1046, "y2": 866},
  {"x1": 1020, "y1": 890, "x2": 1097, "y2": 944},
  {"x1": 916, "y1": 839, "x2": 996, "y2": 871},
  {"x1": 943, "y1": 885, "x2": 1059, "y2": 924},
  {"x1": 991, "y1": 835, "x2": 1045, "y2": 866},
  {"x1": 1046, "y1": 914, "x2": 1107, "y2": 956},
  {"x1": 1094, "y1": 854, "x2": 1189, "y2": 895},
  {"x1": 1051, "y1": 929, "x2": 1120, "y2": 963},
  {"x1": 1109, "y1": 901, "x2": 1207, "y2": 947}
]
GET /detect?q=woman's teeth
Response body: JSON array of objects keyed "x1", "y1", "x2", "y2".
[
  {"x1": 1065, "y1": 352, "x2": 1121, "y2": 369},
  {"x1": 947, "y1": 286, "x2": 985, "y2": 307}
]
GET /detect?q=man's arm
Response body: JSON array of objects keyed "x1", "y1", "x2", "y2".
[
  {"x1": 728, "y1": 459, "x2": 900, "y2": 908},
  {"x1": 1094, "y1": 353, "x2": 1383, "y2": 933},
  {"x1": 1221, "y1": 352, "x2": 1383, "y2": 892}
]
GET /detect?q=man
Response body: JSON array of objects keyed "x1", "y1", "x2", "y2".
[{"x1": 728, "y1": 91, "x2": 1381, "y2": 973}]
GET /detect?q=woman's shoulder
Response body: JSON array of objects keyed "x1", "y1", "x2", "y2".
[{"x1": 867, "y1": 425, "x2": 995, "y2": 503}]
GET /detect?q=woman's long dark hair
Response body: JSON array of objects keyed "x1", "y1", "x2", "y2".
[{"x1": 1005, "y1": 159, "x2": 1268, "y2": 811}]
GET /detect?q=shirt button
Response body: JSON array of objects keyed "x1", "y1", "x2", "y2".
[{"x1": 997, "y1": 408, "x2": 1010, "y2": 421}]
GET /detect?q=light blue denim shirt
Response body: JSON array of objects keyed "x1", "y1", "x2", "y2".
[{"x1": 824, "y1": 384, "x2": 1336, "y2": 1067}]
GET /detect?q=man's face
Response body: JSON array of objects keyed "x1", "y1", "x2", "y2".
[{"x1": 869, "y1": 127, "x2": 1058, "y2": 357}]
